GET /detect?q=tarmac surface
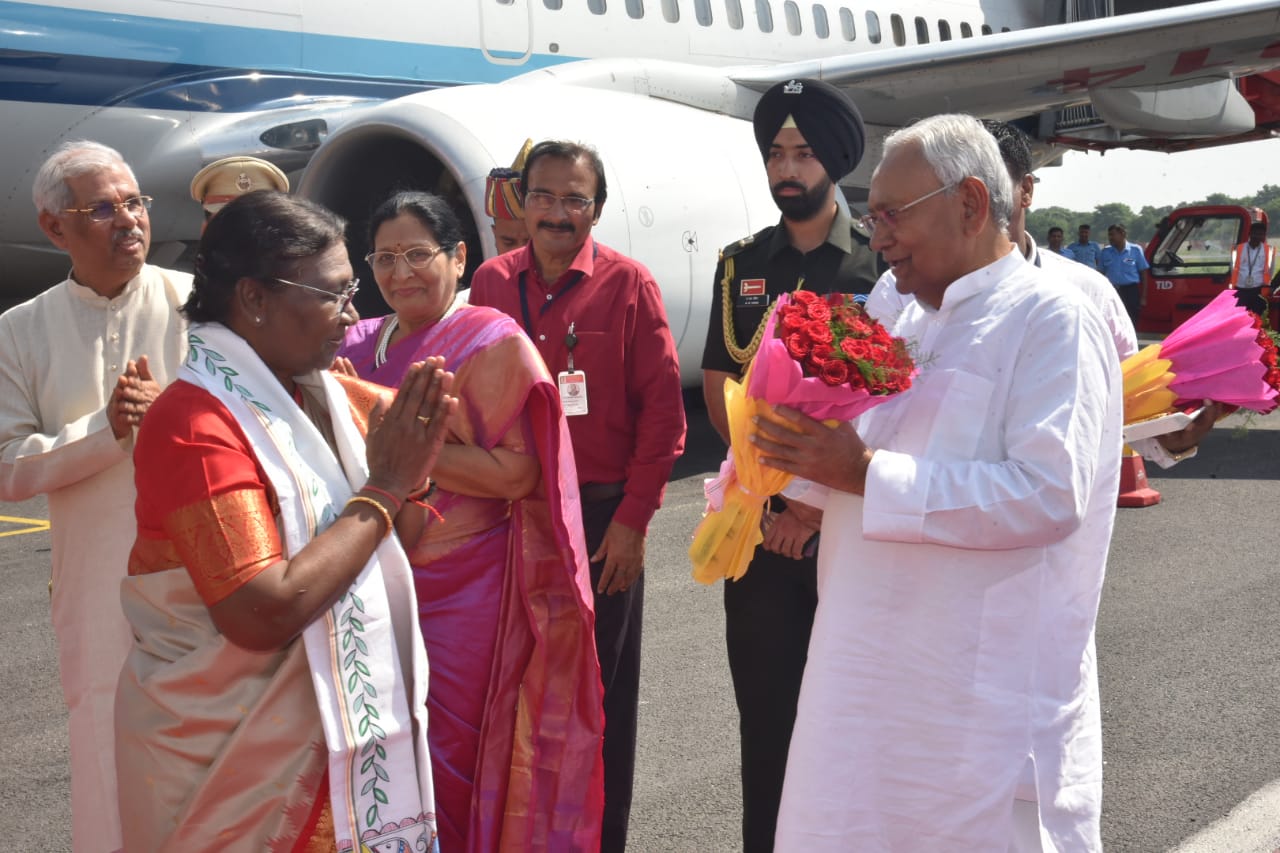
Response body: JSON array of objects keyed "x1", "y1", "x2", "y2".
[{"x1": 3, "y1": 392, "x2": 1280, "y2": 851}]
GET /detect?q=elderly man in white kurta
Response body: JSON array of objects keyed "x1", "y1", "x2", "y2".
[
  {"x1": 0, "y1": 141, "x2": 190, "y2": 852},
  {"x1": 754, "y1": 114, "x2": 1122, "y2": 851}
]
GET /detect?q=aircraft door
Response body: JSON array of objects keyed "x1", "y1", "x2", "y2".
[{"x1": 479, "y1": 0, "x2": 532, "y2": 64}]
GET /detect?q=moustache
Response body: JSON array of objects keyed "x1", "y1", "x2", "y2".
[
  {"x1": 771, "y1": 181, "x2": 808, "y2": 194},
  {"x1": 537, "y1": 221, "x2": 575, "y2": 233},
  {"x1": 113, "y1": 228, "x2": 145, "y2": 245}
]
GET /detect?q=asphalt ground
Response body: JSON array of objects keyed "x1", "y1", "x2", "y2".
[{"x1": 3, "y1": 393, "x2": 1280, "y2": 851}]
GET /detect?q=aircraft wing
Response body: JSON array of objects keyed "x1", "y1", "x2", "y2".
[{"x1": 726, "y1": 0, "x2": 1280, "y2": 142}]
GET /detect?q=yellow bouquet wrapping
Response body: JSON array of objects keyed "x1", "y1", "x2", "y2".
[{"x1": 689, "y1": 363, "x2": 796, "y2": 584}]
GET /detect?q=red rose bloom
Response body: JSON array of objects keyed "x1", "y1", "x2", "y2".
[
  {"x1": 818, "y1": 358, "x2": 850, "y2": 386},
  {"x1": 841, "y1": 338, "x2": 871, "y2": 360},
  {"x1": 792, "y1": 291, "x2": 819, "y2": 307},
  {"x1": 806, "y1": 300, "x2": 832, "y2": 322},
  {"x1": 785, "y1": 331, "x2": 811, "y2": 359},
  {"x1": 781, "y1": 310, "x2": 807, "y2": 333},
  {"x1": 805, "y1": 321, "x2": 834, "y2": 344}
]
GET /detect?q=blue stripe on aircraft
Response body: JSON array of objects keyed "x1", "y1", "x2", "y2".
[{"x1": 0, "y1": 0, "x2": 573, "y2": 110}]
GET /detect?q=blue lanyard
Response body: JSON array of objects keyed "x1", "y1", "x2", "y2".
[{"x1": 516, "y1": 242, "x2": 597, "y2": 338}]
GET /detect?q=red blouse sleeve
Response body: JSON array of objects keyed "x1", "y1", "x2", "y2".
[{"x1": 129, "y1": 381, "x2": 283, "y2": 606}]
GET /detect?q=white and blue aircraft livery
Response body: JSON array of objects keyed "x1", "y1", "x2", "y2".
[{"x1": 3, "y1": 0, "x2": 1279, "y2": 384}]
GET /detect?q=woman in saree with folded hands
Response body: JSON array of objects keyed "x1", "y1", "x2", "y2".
[
  {"x1": 336, "y1": 191, "x2": 604, "y2": 851},
  {"x1": 116, "y1": 191, "x2": 456, "y2": 852}
]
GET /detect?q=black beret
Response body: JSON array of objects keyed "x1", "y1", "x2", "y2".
[{"x1": 753, "y1": 78, "x2": 866, "y2": 181}]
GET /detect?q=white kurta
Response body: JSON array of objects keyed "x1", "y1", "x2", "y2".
[
  {"x1": 0, "y1": 265, "x2": 191, "y2": 852},
  {"x1": 776, "y1": 250, "x2": 1122, "y2": 852},
  {"x1": 870, "y1": 245, "x2": 1180, "y2": 469}
]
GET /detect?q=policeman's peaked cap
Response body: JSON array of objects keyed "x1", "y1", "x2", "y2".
[{"x1": 753, "y1": 78, "x2": 866, "y2": 182}]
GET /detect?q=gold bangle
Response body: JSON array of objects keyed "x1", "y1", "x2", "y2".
[{"x1": 346, "y1": 494, "x2": 393, "y2": 539}]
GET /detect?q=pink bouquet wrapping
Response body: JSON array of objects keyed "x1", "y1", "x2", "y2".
[
  {"x1": 690, "y1": 293, "x2": 916, "y2": 584},
  {"x1": 1122, "y1": 290, "x2": 1280, "y2": 427}
]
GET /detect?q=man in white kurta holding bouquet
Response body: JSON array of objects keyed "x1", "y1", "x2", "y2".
[
  {"x1": 754, "y1": 114, "x2": 1122, "y2": 851},
  {"x1": 0, "y1": 141, "x2": 190, "y2": 851}
]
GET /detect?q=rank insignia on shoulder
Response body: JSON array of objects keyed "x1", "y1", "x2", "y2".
[
  {"x1": 852, "y1": 217, "x2": 873, "y2": 239},
  {"x1": 721, "y1": 234, "x2": 756, "y2": 259}
]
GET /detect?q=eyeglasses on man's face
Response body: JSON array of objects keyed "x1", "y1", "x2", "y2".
[
  {"x1": 63, "y1": 195, "x2": 153, "y2": 223},
  {"x1": 859, "y1": 183, "x2": 956, "y2": 235},
  {"x1": 364, "y1": 245, "x2": 452, "y2": 272},
  {"x1": 272, "y1": 276, "x2": 360, "y2": 311},
  {"x1": 523, "y1": 190, "x2": 595, "y2": 215}
]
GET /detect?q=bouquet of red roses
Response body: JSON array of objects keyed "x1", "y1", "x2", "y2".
[
  {"x1": 1121, "y1": 290, "x2": 1280, "y2": 437},
  {"x1": 690, "y1": 292, "x2": 915, "y2": 584},
  {"x1": 756, "y1": 290, "x2": 915, "y2": 407}
]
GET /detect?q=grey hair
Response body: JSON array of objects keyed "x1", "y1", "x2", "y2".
[
  {"x1": 32, "y1": 140, "x2": 137, "y2": 215},
  {"x1": 880, "y1": 114, "x2": 1013, "y2": 231}
]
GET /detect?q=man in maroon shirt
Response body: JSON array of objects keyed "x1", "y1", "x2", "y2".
[{"x1": 468, "y1": 139, "x2": 686, "y2": 852}]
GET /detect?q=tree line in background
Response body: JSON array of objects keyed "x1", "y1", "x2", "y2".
[{"x1": 1028, "y1": 184, "x2": 1280, "y2": 246}]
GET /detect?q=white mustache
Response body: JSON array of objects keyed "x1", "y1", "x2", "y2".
[{"x1": 113, "y1": 228, "x2": 144, "y2": 246}]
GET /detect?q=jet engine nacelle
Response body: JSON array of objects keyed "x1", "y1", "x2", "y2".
[{"x1": 297, "y1": 81, "x2": 784, "y2": 387}]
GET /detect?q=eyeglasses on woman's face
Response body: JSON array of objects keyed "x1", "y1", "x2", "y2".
[
  {"x1": 364, "y1": 245, "x2": 453, "y2": 273},
  {"x1": 272, "y1": 276, "x2": 360, "y2": 311}
]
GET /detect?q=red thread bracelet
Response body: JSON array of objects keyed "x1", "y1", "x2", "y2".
[{"x1": 361, "y1": 484, "x2": 404, "y2": 512}]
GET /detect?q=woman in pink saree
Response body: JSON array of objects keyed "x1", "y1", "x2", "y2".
[{"x1": 337, "y1": 191, "x2": 603, "y2": 851}]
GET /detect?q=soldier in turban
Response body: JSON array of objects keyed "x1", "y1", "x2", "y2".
[{"x1": 698, "y1": 77, "x2": 880, "y2": 853}]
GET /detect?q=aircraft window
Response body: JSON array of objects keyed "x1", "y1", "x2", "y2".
[
  {"x1": 890, "y1": 13, "x2": 905, "y2": 46},
  {"x1": 938, "y1": 19, "x2": 950, "y2": 40},
  {"x1": 866, "y1": 10, "x2": 881, "y2": 43},
  {"x1": 588, "y1": 0, "x2": 606, "y2": 13},
  {"x1": 661, "y1": 0, "x2": 679, "y2": 20},
  {"x1": 545, "y1": 0, "x2": 564, "y2": 7},
  {"x1": 813, "y1": 4, "x2": 829, "y2": 38},
  {"x1": 784, "y1": 1, "x2": 800, "y2": 34},
  {"x1": 981, "y1": 23, "x2": 992, "y2": 34},
  {"x1": 725, "y1": 0, "x2": 744, "y2": 29},
  {"x1": 756, "y1": 0, "x2": 774, "y2": 32},
  {"x1": 626, "y1": 0, "x2": 643, "y2": 17},
  {"x1": 914, "y1": 16, "x2": 928, "y2": 42},
  {"x1": 839, "y1": 7, "x2": 855, "y2": 40},
  {"x1": 960, "y1": 21, "x2": 972, "y2": 36},
  {"x1": 695, "y1": 0, "x2": 712, "y2": 24}
]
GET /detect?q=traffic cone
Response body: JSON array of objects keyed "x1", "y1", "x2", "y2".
[{"x1": 1117, "y1": 452, "x2": 1160, "y2": 507}]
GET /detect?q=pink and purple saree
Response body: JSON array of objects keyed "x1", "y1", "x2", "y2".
[{"x1": 338, "y1": 301, "x2": 604, "y2": 851}]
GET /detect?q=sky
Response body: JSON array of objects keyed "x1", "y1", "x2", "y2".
[{"x1": 1033, "y1": 137, "x2": 1280, "y2": 214}]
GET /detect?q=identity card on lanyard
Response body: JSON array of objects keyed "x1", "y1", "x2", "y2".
[{"x1": 559, "y1": 321, "x2": 588, "y2": 416}]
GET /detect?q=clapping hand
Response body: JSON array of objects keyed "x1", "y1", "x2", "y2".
[{"x1": 107, "y1": 355, "x2": 163, "y2": 439}]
